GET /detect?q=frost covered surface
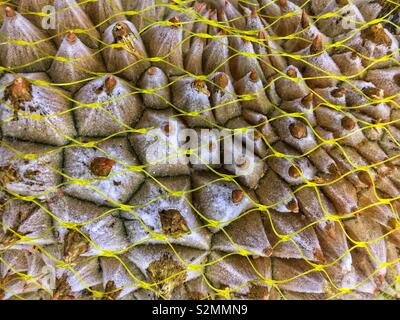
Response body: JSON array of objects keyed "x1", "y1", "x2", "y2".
[
  {"x1": 64, "y1": 137, "x2": 144, "y2": 206},
  {"x1": 0, "y1": 0, "x2": 400, "y2": 301}
]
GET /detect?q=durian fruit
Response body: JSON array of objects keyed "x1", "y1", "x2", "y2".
[{"x1": 1, "y1": 0, "x2": 400, "y2": 301}]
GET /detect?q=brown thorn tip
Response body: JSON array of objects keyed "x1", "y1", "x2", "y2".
[
  {"x1": 169, "y1": 17, "x2": 180, "y2": 27},
  {"x1": 105, "y1": 76, "x2": 117, "y2": 92},
  {"x1": 66, "y1": 32, "x2": 77, "y2": 43},
  {"x1": 341, "y1": 116, "x2": 356, "y2": 131},
  {"x1": 90, "y1": 157, "x2": 116, "y2": 177},
  {"x1": 361, "y1": 23, "x2": 391, "y2": 46},
  {"x1": 113, "y1": 22, "x2": 131, "y2": 39},
  {"x1": 194, "y1": 2, "x2": 206, "y2": 12},
  {"x1": 250, "y1": 70, "x2": 259, "y2": 82},
  {"x1": 163, "y1": 123, "x2": 173, "y2": 136},
  {"x1": 301, "y1": 10, "x2": 309, "y2": 29},
  {"x1": 14, "y1": 77, "x2": 28, "y2": 87},
  {"x1": 215, "y1": 73, "x2": 229, "y2": 89},
  {"x1": 288, "y1": 165, "x2": 301, "y2": 178},
  {"x1": 279, "y1": 0, "x2": 288, "y2": 10},
  {"x1": 5, "y1": 7, "x2": 16, "y2": 17},
  {"x1": 311, "y1": 35, "x2": 323, "y2": 54},
  {"x1": 314, "y1": 248, "x2": 325, "y2": 262},
  {"x1": 331, "y1": 87, "x2": 346, "y2": 98},
  {"x1": 328, "y1": 163, "x2": 340, "y2": 176},
  {"x1": 147, "y1": 67, "x2": 157, "y2": 76},
  {"x1": 232, "y1": 190, "x2": 244, "y2": 204},
  {"x1": 378, "y1": 274, "x2": 385, "y2": 285},
  {"x1": 326, "y1": 224, "x2": 337, "y2": 240},
  {"x1": 289, "y1": 122, "x2": 307, "y2": 139},
  {"x1": 9, "y1": 77, "x2": 32, "y2": 100},
  {"x1": 358, "y1": 171, "x2": 373, "y2": 187},
  {"x1": 301, "y1": 93, "x2": 314, "y2": 106},
  {"x1": 263, "y1": 248, "x2": 273, "y2": 257},
  {"x1": 337, "y1": 0, "x2": 349, "y2": 6},
  {"x1": 363, "y1": 87, "x2": 384, "y2": 99},
  {"x1": 287, "y1": 68, "x2": 297, "y2": 78},
  {"x1": 193, "y1": 79, "x2": 210, "y2": 96},
  {"x1": 287, "y1": 199, "x2": 299, "y2": 213}
]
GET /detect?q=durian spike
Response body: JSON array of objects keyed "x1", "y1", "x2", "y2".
[
  {"x1": 0, "y1": 7, "x2": 57, "y2": 72},
  {"x1": 48, "y1": 32, "x2": 106, "y2": 92}
]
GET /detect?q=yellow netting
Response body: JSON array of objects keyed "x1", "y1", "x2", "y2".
[{"x1": 0, "y1": 0, "x2": 399, "y2": 300}]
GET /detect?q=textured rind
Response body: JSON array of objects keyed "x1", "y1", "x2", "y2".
[{"x1": 0, "y1": 0, "x2": 400, "y2": 301}]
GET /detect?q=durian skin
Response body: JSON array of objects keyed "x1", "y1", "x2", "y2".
[{"x1": 0, "y1": 0, "x2": 400, "y2": 301}]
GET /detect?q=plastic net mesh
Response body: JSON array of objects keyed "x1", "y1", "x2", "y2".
[{"x1": 0, "y1": 0, "x2": 400, "y2": 300}]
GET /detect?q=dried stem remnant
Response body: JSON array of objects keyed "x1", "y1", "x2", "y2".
[
  {"x1": 160, "y1": 209, "x2": 189, "y2": 237},
  {"x1": 361, "y1": 24, "x2": 392, "y2": 46},
  {"x1": 147, "y1": 254, "x2": 187, "y2": 299},
  {"x1": 63, "y1": 230, "x2": 89, "y2": 264},
  {"x1": 89, "y1": 157, "x2": 116, "y2": 177},
  {"x1": 4, "y1": 78, "x2": 33, "y2": 117},
  {"x1": 0, "y1": 165, "x2": 20, "y2": 185}
]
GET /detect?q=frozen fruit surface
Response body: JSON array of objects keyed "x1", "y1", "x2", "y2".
[{"x1": 0, "y1": 0, "x2": 400, "y2": 301}]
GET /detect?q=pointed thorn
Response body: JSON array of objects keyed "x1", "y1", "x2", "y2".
[
  {"x1": 288, "y1": 165, "x2": 301, "y2": 178},
  {"x1": 193, "y1": 79, "x2": 210, "y2": 96},
  {"x1": 378, "y1": 273, "x2": 385, "y2": 285},
  {"x1": 341, "y1": 116, "x2": 356, "y2": 131},
  {"x1": 310, "y1": 35, "x2": 323, "y2": 54},
  {"x1": 263, "y1": 248, "x2": 273, "y2": 257},
  {"x1": 287, "y1": 68, "x2": 298, "y2": 78},
  {"x1": 331, "y1": 87, "x2": 346, "y2": 98},
  {"x1": 113, "y1": 22, "x2": 131, "y2": 39},
  {"x1": 362, "y1": 87, "x2": 384, "y2": 99},
  {"x1": 66, "y1": 31, "x2": 77, "y2": 43},
  {"x1": 90, "y1": 157, "x2": 116, "y2": 177},
  {"x1": 289, "y1": 122, "x2": 307, "y2": 139},
  {"x1": 358, "y1": 171, "x2": 373, "y2": 187},
  {"x1": 337, "y1": 0, "x2": 349, "y2": 6},
  {"x1": 326, "y1": 224, "x2": 337, "y2": 240},
  {"x1": 287, "y1": 199, "x2": 299, "y2": 213},
  {"x1": 8, "y1": 77, "x2": 32, "y2": 101},
  {"x1": 301, "y1": 93, "x2": 314, "y2": 106},
  {"x1": 163, "y1": 123, "x2": 174, "y2": 136},
  {"x1": 105, "y1": 76, "x2": 117, "y2": 93},
  {"x1": 314, "y1": 248, "x2": 326, "y2": 263},
  {"x1": 5, "y1": 6, "x2": 16, "y2": 18},
  {"x1": 147, "y1": 66, "x2": 158, "y2": 76},
  {"x1": 279, "y1": 0, "x2": 288, "y2": 10},
  {"x1": 301, "y1": 10, "x2": 310, "y2": 29},
  {"x1": 169, "y1": 17, "x2": 180, "y2": 27},
  {"x1": 215, "y1": 73, "x2": 229, "y2": 89},
  {"x1": 232, "y1": 190, "x2": 244, "y2": 204},
  {"x1": 249, "y1": 70, "x2": 259, "y2": 82}
]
